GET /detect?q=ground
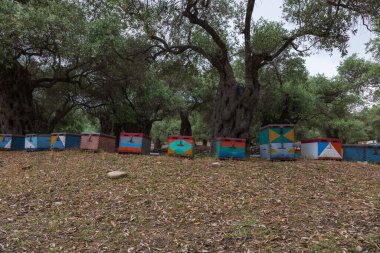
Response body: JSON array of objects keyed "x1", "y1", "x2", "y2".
[{"x1": 0, "y1": 151, "x2": 379, "y2": 253}]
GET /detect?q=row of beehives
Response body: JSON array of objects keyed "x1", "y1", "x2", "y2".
[
  {"x1": 0, "y1": 124, "x2": 379, "y2": 163},
  {"x1": 0, "y1": 133, "x2": 144, "y2": 153},
  {"x1": 0, "y1": 132, "x2": 194, "y2": 155},
  {"x1": 258, "y1": 124, "x2": 379, "y2": 163}
]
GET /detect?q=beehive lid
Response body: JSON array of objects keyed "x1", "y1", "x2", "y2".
[
  {"x1": 0, "y1": 134, "x2": 24, "y2": 137},
  {"x1": 81, "y1": 133, "x2": 116, "y2": 139},
  {"x1": 301, "y1": 138, "x2": 341, "y2": 144},
  {"x1": 25, "y1": 134, "x2": 50, "y2": 137},
  {"x1": 169, "y1": 135, "x2": 194, "y2": 140},
  {"x1": 215, "y1": 137, "x2": 246, "y2": 142},
  {"x1": 51, "y1": 133, "x2": 80, "y2": 136},
  {"x1": 343, "y1": 144, "x2": 380, "y2": 149},
  {"x1": 259, "y1": 124, "x2": 295, "y2": 131},
  {"x1": 120, "y1": 132, "x2": 150, "y2": 139}
]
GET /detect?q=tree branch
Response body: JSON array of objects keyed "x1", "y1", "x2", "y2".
[
  {"x1": 244, "y1": 0, "x2": 256, "y2": 86},
  {"x1": 150, "y1": 35, "x2": 218, "y2": 66},
  {"x1": 182, "y1": 1, "x2": 228, "y2": 57}
]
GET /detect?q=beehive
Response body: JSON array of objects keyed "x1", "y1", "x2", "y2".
[
  {"x1": 0, "y1": 134, "x2": 24, "y2": 150},
  {"x1": 259, "y1": 124, "x2": 296, "y2": 160},
  {"x1": 80, "y1": 133, "x2": 116, "y2": 152},
  {"x1": 25, "y1": 134, "x2": 51, "y2": 151},
  {"x1": 118, "y1": 133, "x2": 151, "y2": 155},
  {"x1": 343, "y1": 144, "x2": 380, "y2": 163},
  {"x1": 50, "y1": 133, "x2": 81, "y2": 150},
  {"x1": 168, "y1": 135, "x2": 194, "y2": 158},
  {"x1": 214, "y1": 137, "x2": 246, "y2": 159},
  {"x1": 301, "y1": 138, "x2": 342, "y2": 160}
]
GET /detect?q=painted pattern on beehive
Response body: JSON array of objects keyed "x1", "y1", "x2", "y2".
[
  {"x1": 51, "y1": 133, "x2": 81, "y2": 150},
  {"x1": 0, "y1": 135, "x2": 25, "y2": 150},
  {"x1": 168, "y1": 135, "x2": 194, "y2": 158},
  {"x1": 343, "y1": 144, "x2": 380, "y2": 163},
  {"x1": 118, "y1": 133, "x2": 151, "y2": 154},
  {"x1": 25, "y1": 134, "x2": 51, "y2": 151},
  {"x1": 259, "y1": 124, "x2": 296, "y2": 160},
  {"x1": 215, "y1": 138, "x2": 246, "y2": 159},
  {"x1": 301, "y1": 138, "x2": 342, "y2": 160}
]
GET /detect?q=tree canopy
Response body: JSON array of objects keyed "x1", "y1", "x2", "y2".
[{"x1": 0, "y1": 0, "x2": 379, "y2": 144}]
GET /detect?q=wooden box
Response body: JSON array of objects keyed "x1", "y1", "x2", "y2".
[
  {"x1": 343, "y1": 144, "x2": 380, "y2": 163},
  {"x1": 301, "y1": 138, "x2": 342, "y2": 160},
  {"x1": 25, "y1": 134, "x2": 51, "y2": 151},
  {"x1": 0, "y1": 134, "x2": 24, "y2": 150},
  {"x1": 215, "y1": 137, "x2": 246, "y2": 159},
  {"x1": 118, "y1": 133, "x2": 151, "y2": 155},
  {"x1": 80, "y1": 133, "x2": 116, "y2": 152},
  {"x1": 259, "y1": 124, "x2": 296, "y2": 160},
  {"x1": 51, "y1": 133, "x2": 81, "y2": 150},
  {"x1": 168, "y1": 135, "x2": 194, "y2": 158}
]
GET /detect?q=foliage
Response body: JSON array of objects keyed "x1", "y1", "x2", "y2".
[
  {"x1": 1, "y1": 0, "x2": 379, "y2": 143},
  {"x1": 53, "y1": 109, "x2": 100, "y2": 134}
]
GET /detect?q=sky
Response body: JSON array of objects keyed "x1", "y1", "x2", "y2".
[{"x1": 253, "y1": 0, "x2": 375, "y2": 77}]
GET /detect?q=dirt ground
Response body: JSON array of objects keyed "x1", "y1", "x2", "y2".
[{"x1": 0, "y1": 151, "x2": 379, "y2": 252}]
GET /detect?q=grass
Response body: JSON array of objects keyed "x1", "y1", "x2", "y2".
[{"x1": 0, "y1": 151, "x2": 379, "y2": 252}]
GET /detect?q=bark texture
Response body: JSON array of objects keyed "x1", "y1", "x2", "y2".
[
  {"x1": 212, "y1": 68, "x2": 260, "y2": 139},
  {"x1": 179, "y1": 110, "x2": 192, "y2": 136},
  {"x1": 0, "y1": 62, "x2": 35, "y2": 134}
]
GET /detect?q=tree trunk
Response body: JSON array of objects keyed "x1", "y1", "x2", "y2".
[
  {"x1": 278, "y1": 93, "x2": 292, "y2": 124},
  {"x1": 99, "y1": 115, "x2": 113, "y2": 135},
  {"x1": 0, "y1": 62, "x2": 35, "y2": 134},
  {"x1": 153, "y1": 137, "x2": 162, "y2": 151},
  {"x1": 179, "y1": 109, "x2": 192, "y2": 136},
  {"x1": 122, "y1": 121, "x2": 153, "y2": 135},
  {"x1": 325, "y1": 128, "x2": 339, "y2": 138},
  {"x1": 212, "y1": 70, "x2": 260, "y2": 139}
]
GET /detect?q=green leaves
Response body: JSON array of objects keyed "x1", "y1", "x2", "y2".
[
  {"x1": 251, "y1": 19, "x2": 287, "y2": 54},
  {"x1": 283, "y1": 0, "x2": 354, "y2": 55}
]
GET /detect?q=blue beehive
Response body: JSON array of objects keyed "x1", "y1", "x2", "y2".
[
  {"x1": 50, "y1": 133, "x2": 81, "y2": 150},
  {"x1": 118, "y1": 133, "x2": 151, "y2": 155},
  {"x1": 214, "y1": 137, "x2": 246, "y2": 159},
  {"x1": 0, "y1": 134, "x2": 24, "y2": 150},
  {"x1": 343, "y1": 144, "x2": 380, "y2": 163},
  {"x1": 259, "y1": 124, "x2": 296, "y2": 160},
  {"x1": 25, "y1": 134, "x2": 51, "y2": 151}
]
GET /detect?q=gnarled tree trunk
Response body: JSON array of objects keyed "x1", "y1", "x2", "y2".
[
  {"x1": 179, "y1": 109, "x2": 192, "y2": 136},
  {"x1": 0, "y1": 62, "x2": 35, "y2": 134},
  {"x1": 212, "y1": 69, "x2": 260, "y2": 139}
]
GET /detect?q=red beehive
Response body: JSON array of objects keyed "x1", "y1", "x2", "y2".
[{"x1": 80, "y1": 133, "x2": 116, "y2": 152}]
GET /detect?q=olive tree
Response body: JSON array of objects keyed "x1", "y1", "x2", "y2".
[{"x1": 117, "y1": 0, "x2": 379, "y2": 139}]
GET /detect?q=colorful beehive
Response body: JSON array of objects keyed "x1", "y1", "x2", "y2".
[
  {"x1": 168, "y1": 135, "x2": 194, "y2": 158},
  {"x1": 25, "y1": 134, "x2": 51, "y2": 151},
  {"x1": 0, "y1": 134, "x2": 24, "y2": 150},
  {"x1": 259, "y1": 124, "x2": 296, "y2": 160},
  {"x1": 50, "y1": 133, "x2": 81, "y2": 150},
  {"x1": 215, "y1": 137, "x2": 246, "y2": 159},
  {"x1": 301, "y1": 138, "x2": 343, "y2": 160},
  {"x1": 118, "y1": 133, "x2": 151, "y2": 154},
  {"x1": 343, "y1": 144, "x2": 380, "y2": 163},
  {"x1": 80, "y1": 133, "x2": 116, "y2": 152}
]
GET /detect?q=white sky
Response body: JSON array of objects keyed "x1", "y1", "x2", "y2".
[{"x1": 253, "y1": 0, "x2": 375, "y2": 77}]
